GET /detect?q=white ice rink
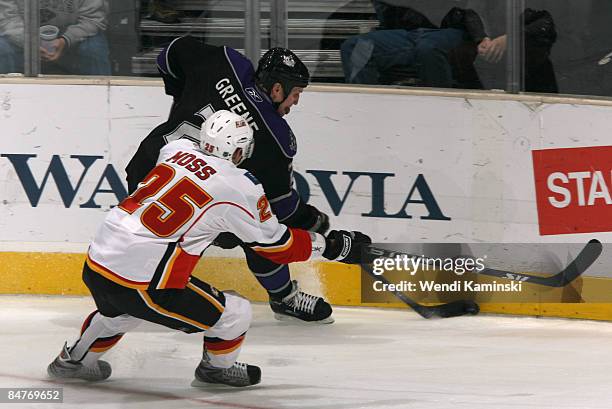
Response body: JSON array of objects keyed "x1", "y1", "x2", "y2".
[{"x1": 2, "y1": 295, "x2": 612, "y2": 409}]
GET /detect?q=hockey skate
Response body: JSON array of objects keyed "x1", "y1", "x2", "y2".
[
  {"x1": 47, "y1": 342, "x2": 111, "y2": 382},
  {"x1": 193, "y1": 360, "x2": 261, "y2": 387},
  {"x1": 269, "y1": 280, "x2": 334, "y2": 324}
]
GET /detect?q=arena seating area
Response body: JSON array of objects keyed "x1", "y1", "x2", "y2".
[{"x1": 130, "y1": 0, "x2": 379, "y2": 82}]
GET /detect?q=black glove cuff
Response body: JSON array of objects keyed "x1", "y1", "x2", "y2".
[{"x1": 284, "y1": 203, "x2": 329, "y2": 233}]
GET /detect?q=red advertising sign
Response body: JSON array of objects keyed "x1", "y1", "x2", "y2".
[{"x1": 532, "y1": 146, "x2": 612, "y2": 235}]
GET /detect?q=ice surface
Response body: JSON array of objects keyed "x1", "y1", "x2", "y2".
[{"x1": 1, "y1": 295, "x2": 612, "y2": 409}]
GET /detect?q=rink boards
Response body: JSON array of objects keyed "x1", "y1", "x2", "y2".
[
  {"x1": 4, "y1": 250, "x2": 612, "y2": 321},
  {"x1": 0, "y1": 78, "x2": 611, "y2": 320}
]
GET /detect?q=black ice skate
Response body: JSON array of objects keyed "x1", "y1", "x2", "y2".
[
  {"x1": 47, "y1": 342, "x2": 111, "y2": 381},
  {"x1": 269, "y1": 280, "x2": 334, "y2": 324},
  {"x1": 193, "y1": 360, "x2": 261, "y2": 387}
]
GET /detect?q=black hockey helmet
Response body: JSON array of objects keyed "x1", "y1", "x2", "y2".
[{"x1": 255, "y1": 48, "x2": 310, "y2": 99}]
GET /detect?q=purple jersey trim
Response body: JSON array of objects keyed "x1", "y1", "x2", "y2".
[
  {"x1": 156, "y1": 49, "x2": 168, "y2": 74},
  {"x1": 156, "y1": 37, "x2": 181, "y2": 78},
  {"x1": 224, "y1": 47, "x2": 297, "y2": 158}
]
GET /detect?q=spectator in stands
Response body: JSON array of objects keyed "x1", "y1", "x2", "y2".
[
  {"x1": 0, "y1": 0, "x2": 111, "y2": 75},
  {"x1": 340, "y1": 0, "x2": 489, "y2": 88},
  {"x1": 470, "y1": 1, "x2": 559, "y2": 93}
]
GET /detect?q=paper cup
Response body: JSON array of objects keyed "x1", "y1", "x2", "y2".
[{"x1": 40, "y1": 25, "x2": 59, "y2": 53}]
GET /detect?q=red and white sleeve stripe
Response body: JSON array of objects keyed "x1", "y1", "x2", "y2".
[{"x1": 249, "y1": 228, "x2": 313, "y2": 264}]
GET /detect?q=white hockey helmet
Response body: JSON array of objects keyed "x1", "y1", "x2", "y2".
[{"x1": 200, "y1": 110, "x2": 254, "y2": 165}]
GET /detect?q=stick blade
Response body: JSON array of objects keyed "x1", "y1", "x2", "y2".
[
  {"x1": 417, "y1": 300, "x2": 480, "y2": 319},
  {"x1": 557, "y1": 239, "x2": 603, "y2": 287}
]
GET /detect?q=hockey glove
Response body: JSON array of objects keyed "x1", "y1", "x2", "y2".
[
  {"x1": 303, "y1": 204, "x2": 330, "y2": 234},
  {"x1": 283, "y1": 202, "x2": 330, "y2": 234},
  {"x1": 212, "y1": 232, "x2": 243, "y2": 249},
  {"x1": 323, "y1": 230, "x2": 372, "y2": 264}
]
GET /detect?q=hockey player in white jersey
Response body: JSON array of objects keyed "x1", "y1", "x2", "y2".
[{"x1": 47, "y1": 110, "x2": 371, "y2": 387}]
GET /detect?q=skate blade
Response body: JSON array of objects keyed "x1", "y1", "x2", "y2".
[
  {"x1": 191, "y1": 378, "x2": 222, "y2": 388},
  {"x1": 47, "y1": 373, "x2": 108, "y2": 383},
  {"x1": 273, "y1": 313, "x2": 334, "y2": 324},
  {"x1": 191, "y1": 379, "x2": 256, "y2": 388}
]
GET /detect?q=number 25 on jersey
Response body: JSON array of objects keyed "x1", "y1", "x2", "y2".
[{"x1": 118, "y1": 164, "x2": 213, "y2": 237}]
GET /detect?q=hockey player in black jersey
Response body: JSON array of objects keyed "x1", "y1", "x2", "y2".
[{"x1": 126, "y1": 36, "x2": 336, "y2": 324}]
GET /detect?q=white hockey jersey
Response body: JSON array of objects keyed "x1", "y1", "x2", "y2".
[{"x1": 87, "y1": 139, "x2": 317, "y2": 290}]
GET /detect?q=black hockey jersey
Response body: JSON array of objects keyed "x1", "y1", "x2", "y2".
[{"x1": 125, "y1": 36, "x2": 302, "y2": 223}]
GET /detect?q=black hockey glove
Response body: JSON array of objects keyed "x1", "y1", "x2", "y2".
[
  {"x1": 323, "y1": 230, "x2": 372, "y2": 264},
  {"x1": 303, "y1": 204, "x2": 330, "y2": 234},
  {"x1": 212, "y1": 232, "x2": 243, "y2": 249},
  {"x1": 283, "y1": 202, "x2": 330, "y2": 234}
]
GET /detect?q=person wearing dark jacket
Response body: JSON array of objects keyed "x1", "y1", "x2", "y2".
[
  {"x1": 475, "y1": 4, "x2": 558, "y2": 93},
  {"x1": 340, "y1": 0, "x2": 488, "y2": 87}
]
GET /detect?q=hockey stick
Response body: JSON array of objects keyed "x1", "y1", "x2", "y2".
[
  {"x1": 472, "y1": 239, "x2": 602, "y2": 286},
  {"x1": 367, "y1": 239, "x2": 602, "y2": 288},
  {"x1": 362, "y1": 249, "x2": 480, "y2": 319}
]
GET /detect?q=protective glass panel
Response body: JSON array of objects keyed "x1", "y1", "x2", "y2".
[
  {"x1": 524, "y1": 0, "x2": 612, "y2": 96},
  {"x1": 292, "y1": 0, "x2": 509, "y2": 91},
  {"x1": 132, "y1": 0, "x2": 248, "y2": 78},
  {"x1": 30, "y1": 1, "x2": 250, "y2": 77},
  {"x1": 0, "y1": 0, "x2": 25, "y2": 75},
  {"x1": 468, "y1": 0, "x2": 511, "y2": 92},
  {"x1": 36, "y1": 1, "x2": 112, "y2": 75}
]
